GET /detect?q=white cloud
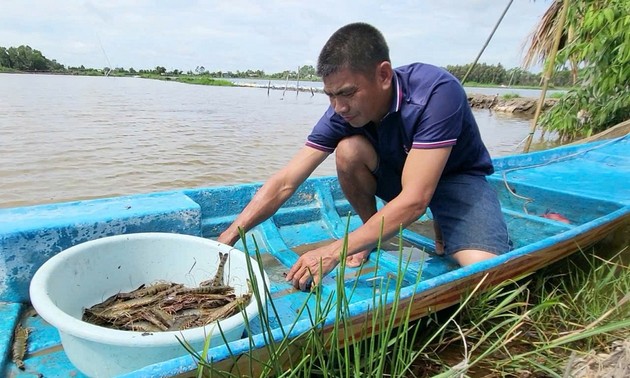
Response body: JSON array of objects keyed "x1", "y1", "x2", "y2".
[{"x1": 0, "y1": 0, "x2": 552, "y2": 72}]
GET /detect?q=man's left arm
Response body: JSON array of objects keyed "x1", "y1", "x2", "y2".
[{"x1": 287, "y1": 146, "x2": 451, "y2": 290}]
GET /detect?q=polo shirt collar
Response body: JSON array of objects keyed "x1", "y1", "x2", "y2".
[{"x1": 384, "y1": 71, "x2": 403, "y2": 118}]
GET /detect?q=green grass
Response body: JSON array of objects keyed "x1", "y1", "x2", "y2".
[
  {"x1": 180, "y1": 223, "x2": 434, "y2": 377},
  {"x1": 174, "y1": 76, "x2": 234, "y2": 87},
  {"x1": 419, "y1": 246, "x2": 630, "y2": 377},
  {"x1": 501, "y1": 93, "x2": 521, "y2": 100},
  {"x1": 179, "y1": 226, "x2": 630, "y2": 377},
  {"x1": 139, "y1": 73, "x2": 234, "y2": 87},
  {"x1": 548, "y1": 92, "x2": 565, "y2": 99}
]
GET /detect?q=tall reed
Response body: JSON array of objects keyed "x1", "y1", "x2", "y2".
[{"x1": 420, "y1": 246, "x2": 630, "y2": 377}]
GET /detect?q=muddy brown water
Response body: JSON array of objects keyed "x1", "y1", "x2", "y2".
[{"x1": 1, "y1": 73, "x2": 534, "y2": 209}]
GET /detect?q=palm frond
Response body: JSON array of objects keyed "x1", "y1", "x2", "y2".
[{"x1": 522, "y1": 0, "x2": 565, "y2": 69}]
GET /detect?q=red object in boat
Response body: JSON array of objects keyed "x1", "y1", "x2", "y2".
[{"x1": 541, "y1": 211, "x2": 571, "y2": 224}]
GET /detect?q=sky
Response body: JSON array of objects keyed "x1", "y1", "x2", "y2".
[{"x1": 0, "y1": 0, "x2": 552, "y2": 74}]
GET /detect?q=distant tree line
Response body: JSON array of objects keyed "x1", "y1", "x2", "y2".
[
  {"x1": 445, "y1": 62, "x2": 574, "y2": 88},
  {"x1": 192, "y1": 65, "x2": 318, "y2": 81},
  {"x1": 1, "y1": 44, "x2": 576, "y2": 88},
  {"x1": 0, "y1": 45, "x2": 65, "y2": 71}
]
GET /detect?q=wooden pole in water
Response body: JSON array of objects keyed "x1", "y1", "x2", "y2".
[
  {"x1": 523, "y1": 0, "x2": 569, "y2": 153},
  {"x1": 296, "y1": 66, "x2": 301, "y2": 97},
  {"x1": 282, "y1": 72, "x2": 289, "y2": 99}
]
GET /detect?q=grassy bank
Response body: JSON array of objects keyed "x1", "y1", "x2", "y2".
[
  {"x1": 139, "y1": 73, "x2": 234, "y2": 87},
  {"x1": 418, "y1": 240, "x2": 629, "y2": 376}
]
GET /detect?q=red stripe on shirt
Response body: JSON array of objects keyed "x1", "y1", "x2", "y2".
[{"x1": 412, "y1": 139, "x2": 457, "y2": 149}]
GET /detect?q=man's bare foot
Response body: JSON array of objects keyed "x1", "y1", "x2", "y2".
[
  {"x1": 433, "y1": 222, "x2": 445, "y2": 256},
  {"x1": 435, "y1": 239, "x2": 445, "y2": 255},
  {"x1": 346, "y1": 250, "x2": 371, "y2": 267}
]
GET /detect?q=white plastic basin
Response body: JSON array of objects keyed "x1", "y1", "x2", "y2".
[{"x1": 29, "y1": 232, "x2": 268, "y2": 377}]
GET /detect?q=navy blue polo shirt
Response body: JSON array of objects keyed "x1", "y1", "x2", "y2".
[{"x1": 306, "y1": 63, "x2": 494, "y2": 179}]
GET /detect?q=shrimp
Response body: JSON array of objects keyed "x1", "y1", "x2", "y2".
[
  {"x1": 117, "y1": 282, "x2": 174, "y2": 299},
  {"x1": 12, "y1": 324, "x2": 29, "y2": 370},
  {"x1": 200, "y1": 252, "x2": 229, "y2": 287},
  {"x1": 176, "y1": 285, "x2": 233, "y2": 295}
]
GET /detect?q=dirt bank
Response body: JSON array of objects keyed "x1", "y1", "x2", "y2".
[
  {"x1": 468, "y1": 93, "x2": 558, "y2": 117},
  {"x1": 564, "y1": 339, "x2": 630, "y2": 378}
]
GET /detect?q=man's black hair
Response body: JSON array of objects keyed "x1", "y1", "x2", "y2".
[{"x1": 317, "y1": 22, "x2": 390, "y2": 78}]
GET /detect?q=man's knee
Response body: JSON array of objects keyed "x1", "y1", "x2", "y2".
[{"x1": 335, "y1": 135, "x2": 377, "y2": 171}]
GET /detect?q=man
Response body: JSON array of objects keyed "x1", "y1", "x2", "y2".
[{"x1": 218, "y1": 22, "x2": 511, "y2": 291}]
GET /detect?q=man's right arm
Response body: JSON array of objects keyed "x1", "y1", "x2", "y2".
[{"x1": 217, "y1": 146, "x2": 330, "y2": 246}]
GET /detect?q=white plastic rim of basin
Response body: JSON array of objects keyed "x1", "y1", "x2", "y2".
[{"x1": 29, "y1": 232, "x2": 268, "y2": 348}]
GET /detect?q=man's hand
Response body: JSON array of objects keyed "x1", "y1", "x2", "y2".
[
  {"x1": 217, "y1": 230, "x2": 237, "y2": 247},
  {"x1": 286, "y1": 243, "x2": 341, "y2": 291}
]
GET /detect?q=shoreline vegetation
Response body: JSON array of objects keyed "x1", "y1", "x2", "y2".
[
  {"x1": 0, "y1": 69, "x2": 561, "y2": 117},
  {"x1": 1, "y1": 44, "x2": 571, "y2": 118}
]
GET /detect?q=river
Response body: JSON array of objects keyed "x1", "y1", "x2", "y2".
[{"x1": 0, "y1": 73, "x2": 534, "y2": 209}]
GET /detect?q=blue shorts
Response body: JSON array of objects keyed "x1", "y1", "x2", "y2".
[{"x1": 373, "y1": 166, "x2": 512, "y2": 256}]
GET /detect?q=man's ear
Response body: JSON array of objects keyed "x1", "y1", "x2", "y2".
[{"x1": 376, "y1": 61, "x2": 393, "y2": 89}]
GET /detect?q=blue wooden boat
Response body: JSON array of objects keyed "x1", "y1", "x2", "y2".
[{"x1": 1, "y1": 134, "x2": 629, "y2": 377}]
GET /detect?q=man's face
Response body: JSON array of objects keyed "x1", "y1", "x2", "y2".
[{"x1": 322, "y1": 65, "x2": 392, "y2": 127}]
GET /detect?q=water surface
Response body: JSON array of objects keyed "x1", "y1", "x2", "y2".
[{"x1": 0, "y1": 74, "x2": 532, "y2": 208}]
